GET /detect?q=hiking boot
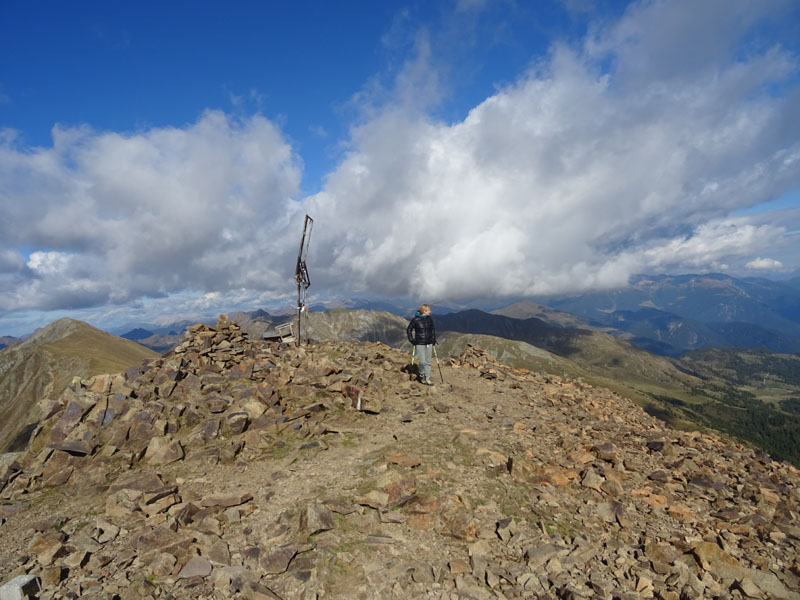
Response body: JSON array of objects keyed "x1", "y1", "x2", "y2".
[{"x1": 423, "y1": 377, "x2": 434, "y2": 386}]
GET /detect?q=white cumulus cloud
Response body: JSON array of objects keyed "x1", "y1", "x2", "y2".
[
  {"x1": 746, "y1": 257, "x2": 784, "y2": 271},
  {"x1": 26, "y1": 251, "x2": 71, "y2": 275},
  {"x1": 0, "y1": 110, "x2": 303, "y2": 313},
  {"x1": 301, "y1": 0, "x2": 800, "y2": 301}
]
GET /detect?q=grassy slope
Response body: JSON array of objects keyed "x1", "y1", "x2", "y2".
[
  {"x1": 490, "y1": 301, "x2": 596, "y2": 329},
  {"x1": 0, "y1": 319, "x2": 158, "y2": 452},
  {"x1": 438, "y1": 333, "x2": 590, "y2": 378},
  {"x1": 304, "y1": 310, "x2": 410, "y2": 348},
  {"x1": 672, "y1": 349, "x2": 800, "y2": 464},
  {"x1": 43, "y1": 329, "x2": 159, "y2": 392}
]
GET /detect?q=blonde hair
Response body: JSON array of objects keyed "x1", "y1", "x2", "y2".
[{"x1": 419, "y1": 303, "x2": 431, "y2": 314}]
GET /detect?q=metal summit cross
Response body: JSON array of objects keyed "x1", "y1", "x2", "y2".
[{"x1": 294, "y1": 214, "x2": 313, "y2": 346}]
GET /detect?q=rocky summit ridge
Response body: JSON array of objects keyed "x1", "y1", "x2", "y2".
[
  {"x1": 1, "y1": 316, "x2": 799, "y2": 600},
  {"x1": 0, "y1": 318, "x2": 158, "y2": 455}
]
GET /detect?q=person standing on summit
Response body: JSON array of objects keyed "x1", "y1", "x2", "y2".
[{"x1": 407, "y1": 303, "x2": 437, "y2": 386}]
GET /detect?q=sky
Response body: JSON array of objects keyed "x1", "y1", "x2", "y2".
[{"x1": 1, "y1": 0, "x2": 800, "y2": 337}]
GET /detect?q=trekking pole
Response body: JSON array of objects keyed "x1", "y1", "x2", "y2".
[
  {"x1": 409, "y1": 345, "x2": 416, "y2": 382},
  {"x1": 433, "y1": 345, "x2": 444, "y2": 384}
]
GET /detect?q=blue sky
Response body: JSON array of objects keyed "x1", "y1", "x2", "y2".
[
  {"x1": 1, "y1": 1, "x2": 606, "y2": 194},
  {"x1": 1, "y1": 0, "x2": 800, "y2": 336}
]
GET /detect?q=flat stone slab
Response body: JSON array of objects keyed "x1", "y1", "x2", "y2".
[
  {"x1": 0, "y1": 575, "x2": 41, "y2": 600},
  {"x1": 178, "y1": 556, "x2": 212, "y2": 579},
  {"x1": 48, "y1": 441, "x2": 95, "y2": 456},
  {"x1": 108, "y1": 472, "x2": 165, "y2": 493},
  {"x1": 200, "y1": 492, "x2": 253, "y2": 508}
]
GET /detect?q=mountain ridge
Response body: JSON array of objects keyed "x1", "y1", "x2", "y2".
[
  {"x1": 1, "y1": 317, "x2": 798, "y2": 598},
  {"x1": 8, "y1": 305, "x2": 800, "y2": 464},
  {"x1": 118, "y1": 305, "x2": 800, "y2": 463},
  {"x1": 0, "y1": 318, "x2": 158, "y2": 453},
  {"x1": 534, "y1": 273, "x2": 800, "y2": 354}
]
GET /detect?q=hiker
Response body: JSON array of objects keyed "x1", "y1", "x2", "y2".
[{"x1": 407, "y1": 303, "x2": 437, "y2": 385}]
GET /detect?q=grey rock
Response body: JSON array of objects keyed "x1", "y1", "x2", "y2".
[
  {"x1": 260, "y1": 546, "x2": 297, "y2": 575},
  {"x1": 178, "y1": 555, "x2": 213, "y2": 579},
  {"x1": 299, "y1": 504, "x2": 335, "y2": 535},
  {"x1": 0, "y1": 575, "x2": 41, "y2": 600},
  {"x1": 581, "y1": 468, "x2": 605, "y2": 492},
  {"x1": 525, "y1": 543, "x2": 570, "y2": 568},
  {"x1": 200, "y1": 492, "x2": 253, "y2": 508},
  {"x1": 48, "y1": 440, "x2": 95, "y2": 456},
  {"x1": 496, "y1": 517, "x2": 518, "y2": 542},
  {"x1": 207, "y1": 540, "x2": 231, "y2": 566},
  {"x1": 144, "y1": 436, "x2": 184, "y2": 465}
]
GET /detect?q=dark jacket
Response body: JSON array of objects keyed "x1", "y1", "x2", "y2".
[{"x1": 407, "y1": 313, "x2": 436, "y2": 345}]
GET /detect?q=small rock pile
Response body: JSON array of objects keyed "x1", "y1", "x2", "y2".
[
  {"x1": 0, "y1": 318, "x2": 799, "y2": 599},
  {"x1": 1, "y1": 315, "x2": 414, "y2": 488},
  {"x1": 449, "y1": 343, "x2": 531, "y2": 382},
  {"x1": 0, "y1": 316, "x2": 414, "y2": 597}
]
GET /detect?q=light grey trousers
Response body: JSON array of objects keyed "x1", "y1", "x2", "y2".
[{"x1": 415, "y1": 344, "x2": 432, "y2": 378}]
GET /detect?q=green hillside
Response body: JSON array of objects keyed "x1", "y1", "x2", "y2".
[{"x1": 670, "y1": 349, "x2": 800, "y2": 465}]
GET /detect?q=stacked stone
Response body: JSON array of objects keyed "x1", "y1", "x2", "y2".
[
  {"x1": 1, "y1": 317, "x2": 409, "y2": 497},
  {"x1": 450, "y1": 343, "x2": 546, "y2": 384},
  {"x1": 0, "y1": 318, "x2": 417, "y2": 597}
]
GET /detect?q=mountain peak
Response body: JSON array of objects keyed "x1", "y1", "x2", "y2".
[
  {"x1": 24, "y1": 317, "x2": 96, "y2": 346},
  {"x1": 1, "y1": 317, "x2": 798, "y2": 598},
  {"x1": 120, "y1": 327, "x2": 155, "y2": 341},
  {"x1": 491, "y1": 301, "x2": 590, "y2": 328},
  {"x1": 0, "y1": 317, "x2": 158, "y2": 454}
]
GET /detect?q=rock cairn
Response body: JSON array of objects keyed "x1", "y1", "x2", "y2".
[{"x1": 0, "y1": 321, "x2": 798, "y2": 599}]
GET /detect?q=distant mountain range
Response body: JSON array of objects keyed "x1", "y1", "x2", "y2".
[
  {"x1": 0, "y1": 336, "x2": 19, "y2": 351},
  {"x1": 27, "y1": 272, "x2": 797, "y2": 359},
  {"x1": 115, "y1": 320, "x2": 197, "y2": 338},
  {"x1": 300, "y1": 273, "x2": 800, "y2": 356},
  {"x1": 532, "y1": 273, "x2": 800, "y2": 355},
  {"x1": 119, "y1": 310, "x2": 283, "y2": 353},
  {"x1": 119, "y1": 327, "x2": 154, "y2": 341}
]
